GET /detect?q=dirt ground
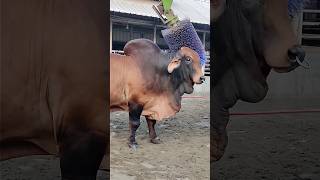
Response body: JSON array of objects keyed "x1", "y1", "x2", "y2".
[
  {"x1": 110, "y1": 97, "x2": 210, "y2": 180},
  {"x1": 213, "y1": 98, "x2": 320, "y2": 180},
  {"x1": 0, "y1": 97, "x2": 210, "y2": 180}
]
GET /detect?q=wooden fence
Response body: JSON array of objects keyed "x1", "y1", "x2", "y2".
[{"x1": 299, "y1": 9, "x2": 320, "y2": 46}]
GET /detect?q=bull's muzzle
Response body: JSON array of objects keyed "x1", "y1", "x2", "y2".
[
  {"x1": 200, "y1": 76, "x2": 206, "y2": 83},
  {"x1": 196, "y1": 76, "x2": 205, "y2": 84},
  {"x1": 287, "y1": 45, "x2": 310, "y2": 71}
]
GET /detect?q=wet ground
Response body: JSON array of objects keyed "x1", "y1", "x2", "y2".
[
  {"x1": 214, "y1": 47, "x2": 320, "y2": 180},
  {"x1": 213, "y1": 98, "x2": 320, "y2": 180}
]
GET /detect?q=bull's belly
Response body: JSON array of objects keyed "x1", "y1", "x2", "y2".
[
  {"x1": 0, "y1": 126, "x2": 58, "y2": 160},
  {"x1": 110, "y1": 88, "x2": 129, "y2": 112},
  {"x1": 110, "y1": 101, "x2": 129, "y2": 112},
  {"x1": 1, "y1": 100, "x2": 58, "y2": 159},
  {"x1": 110, "y1": 106, "x2": 127, "y2": 112}
]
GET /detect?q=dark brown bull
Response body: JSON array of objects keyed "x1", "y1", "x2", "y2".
[
  {"x1": 1, "y1": 1, "x2": 109, "y2": 179},
  {"x1": 110, "y1": 39, "x2": 204, "y2": 148},
  {"x1": 211, "y1": 0, "x2": 307, "y2": 162}
]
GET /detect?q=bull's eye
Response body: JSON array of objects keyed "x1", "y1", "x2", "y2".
[{"x1": 185, "y1": 57, "x2": 192, "y2": 64}]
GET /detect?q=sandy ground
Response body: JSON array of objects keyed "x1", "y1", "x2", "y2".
[
  {"x1": 110, "y1": 97, "x2": 210, "y2": 180},
  {"x1": 0, "y1": 97, "x2": 210, "y2": 180},
  {"x1": 213, "y1": 98, "x2": 320, "y2": 180}
]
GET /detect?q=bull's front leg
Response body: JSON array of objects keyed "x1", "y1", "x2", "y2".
[
  {"x1": 59, "y1": 129, "x2": 107, "y2": 180},
  {"x1": 146, "y1": 117, "x2": 161, "y2": 144},
  {"x1": 211, "y1": 70, "x2": 238, "y2": 162},
  {"x1": 211, "y1": 99, "x2": 231, "y2": 162},
  {"x1": 128, "y1": 102, "x2": 143, "y2": 149}
]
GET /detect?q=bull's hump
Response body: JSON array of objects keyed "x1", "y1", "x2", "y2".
[{"x1": 123, "y1": 39, "x2": 161, "y2": 57}]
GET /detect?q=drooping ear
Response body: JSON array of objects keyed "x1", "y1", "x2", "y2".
[{"x1": 167, "y1": 58, "x2": 181, "y2": 73}]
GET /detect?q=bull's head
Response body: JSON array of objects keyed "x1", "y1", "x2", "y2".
[
  {"x1": 167, "y1": 47, "x2": 205, "y2": 95},
  {"x1": 263, "y1": 0, "x2": 308, "y2": 72},
  {"x1": 213, "y1": 0, "x2": 308, "y2": 73}
]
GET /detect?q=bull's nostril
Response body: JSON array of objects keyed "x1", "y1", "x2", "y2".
[
  {"x1": 288, "y1": 46, "x2": 306, "y2": 62},
  {"x1": 200, "y1": 76, "x2": 205, "y2": 82},
  {"x1": 287, "y1": 45, "x2": 310, "y2": 69}
]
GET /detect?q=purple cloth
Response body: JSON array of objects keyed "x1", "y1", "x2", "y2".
[
  {"x1": 288, "y1": 0, "x2": 308, "y2": 17},
  {"x1": 161, "y1": 19, "x2": 207, "y2": 66}
]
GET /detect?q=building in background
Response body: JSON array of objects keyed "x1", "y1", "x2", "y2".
[
  {"x1": 301, "y1": 0, "x2": 320, "y2": 46},
  {"x1": 110, "y1": 0, "x2": 210, "y2": 75},
  {"x1": 110, "y1": 0, "x2": 210, "y2": 51}
]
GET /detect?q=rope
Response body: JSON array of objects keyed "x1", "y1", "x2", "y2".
[{"x1": 231, "y1": 109, "x2": 320, "y2": 116}]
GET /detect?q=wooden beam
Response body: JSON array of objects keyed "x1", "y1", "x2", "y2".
[
  {"x1": 110, "y1": 21, "x2": 113, "y2": 51},
  {"x1": 153, "y1": 25, "x2": 157, "y2": 43},
  {"x1": 203, "y1": 32, "x2": 206, "y2": 49}
]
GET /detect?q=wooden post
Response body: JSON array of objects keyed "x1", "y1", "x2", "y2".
[
  {"x1": 110, "y1": 21, "x2": 113, "y2": 52},
  {"x1": 203, "y1": 32, "x2": 206, "y2": 49},
  {"x1": 292, "y1": 11, "x2": 303, "y2": 45},
  {"x1": 153, "y1": 25, "x2": 157, "y2": 43},
  {"x1": 297, "y1": 11, "x2": 303, "y2": 45}
]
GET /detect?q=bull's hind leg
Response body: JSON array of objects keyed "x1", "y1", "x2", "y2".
[
  {"x1": 59, "y1": 131, "x2": 106, "y2": 180},
  {"x1": 146, "y1": 118, "x2": 161, "y2": 144},
  {"x1": 128, "y1": 102, "x2": 143, "y2": 149}
]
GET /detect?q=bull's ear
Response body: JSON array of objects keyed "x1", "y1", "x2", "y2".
[
  {"x1": 212, "y1": 0, "x2": 226, "y2": 21},
  {"x1": 167, "y1": 58, "x2": 181, "y2": 73}
]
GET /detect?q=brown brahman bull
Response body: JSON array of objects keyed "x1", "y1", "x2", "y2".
[{"x1": 110, "y1": 39, "x2": 205, "y2": 149}]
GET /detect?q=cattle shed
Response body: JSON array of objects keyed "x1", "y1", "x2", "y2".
[
  {"x1": 298, "y1": 0, "x2": 320, "y2": 46},
  {"x1": 110, "y1": 0, "x2": 210, "y2": 76}
]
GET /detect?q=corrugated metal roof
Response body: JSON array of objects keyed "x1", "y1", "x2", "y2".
[{"x1": 110, "y1": 0, "x2": 210, "y2": 25}]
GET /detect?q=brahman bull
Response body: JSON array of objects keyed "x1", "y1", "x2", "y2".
[
  {"x1": 1, "y1": 1, "x2": 109, "y2": 179},
  {"x1": 211, "y1": 0, "x2": 308, "y2": 162},
  {"x1": 110, "y1": 39, "x2": 205, "y2": 149}
]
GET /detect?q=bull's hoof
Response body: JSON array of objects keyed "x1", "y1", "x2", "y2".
[
  {"x1": 128, "y1": 142, "x2": 138, "y2": 150},
  {"x1": 212, "y1": 140, "x2": 225, "y2": 161},
  {"x1": 211, "y1": 149, "x2": 225, "y2": 162},
  {"x1": 211, "y1": 131, "x2": 228, "y2": 162},
  {"x1": 150, "y1": 137, "x2": 161, "y2": 144}
]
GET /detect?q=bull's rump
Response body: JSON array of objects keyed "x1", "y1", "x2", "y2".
[{"x1": 1, "y1": 0, "x2": 109, "y2": 158}]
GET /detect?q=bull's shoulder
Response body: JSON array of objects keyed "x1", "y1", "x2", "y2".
[{"x1": 123, "y1": 39, "x2": 161, "y2": 56}]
